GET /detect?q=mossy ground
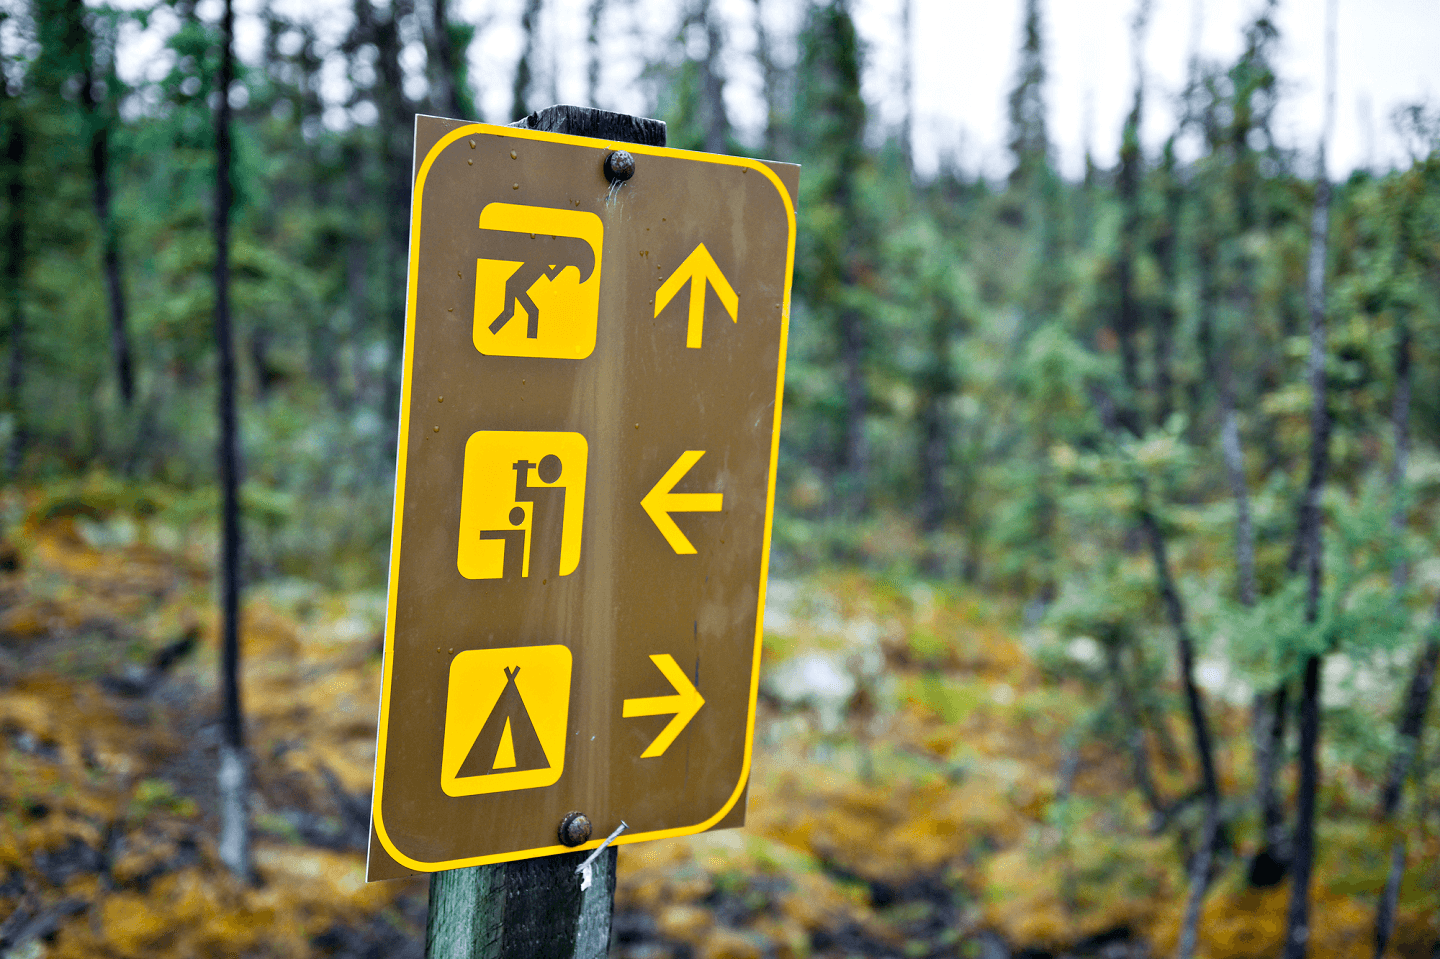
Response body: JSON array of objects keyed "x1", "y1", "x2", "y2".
[{"x1": 0, "y1": 490, "x2": 1435, "y2": 957}]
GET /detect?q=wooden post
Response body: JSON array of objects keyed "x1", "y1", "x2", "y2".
[
  {"x1": 422, "y1": 105, "x2": 662, "y2": 959},
  {"x1": 426, "y1": 847, "x2": 617, "y2": 959}
]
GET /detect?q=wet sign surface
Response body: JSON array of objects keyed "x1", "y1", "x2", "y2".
[{"x1": 367, "y1": 115, "x2": 798, "y2": 876}]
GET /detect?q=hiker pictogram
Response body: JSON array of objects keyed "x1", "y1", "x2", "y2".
[
  {"x1": 472, "y1": 203, "x2": 604, "y2": 360},
  {"x1": 457, "y1": 431, "x2": 588, "y2": 581},
  {"x1": 441, "y1": 645, "x2": 572, "y2": 797}
]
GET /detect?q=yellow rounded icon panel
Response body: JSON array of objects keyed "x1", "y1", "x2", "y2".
[
  {"x1": 441, "y1": 644, "x2": 573, "y2": 797},
  {"x1": 473, "y1": 203, "x2": 603, "y2": 359}
]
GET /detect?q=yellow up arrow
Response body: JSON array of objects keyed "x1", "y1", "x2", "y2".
[
  {"x1": 640, "y1": 450, "x2": 723, "y2": 554},
  {"x1": 653, "y1": 243, "x2": 738, "y2": 348},
  {"x1": 622, "y1": 654, "x2": 705, "y2": 758}
]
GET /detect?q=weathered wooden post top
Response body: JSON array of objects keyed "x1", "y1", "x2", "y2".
[{"x1": 365, "y1": 105, "x2": 799, "y2": 957}]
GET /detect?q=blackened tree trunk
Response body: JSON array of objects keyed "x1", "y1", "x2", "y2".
[
  {"x1": 67, "y1": 0, "x2": 133, "y2": 408},
  {"x1": 1282, "y1": 5, "x2": 1336, "y2": 947},
  {"x1": 213, "y1": 0, "x2": 251, "y2": 884},
  {"x1": 357, "y1": 0, "x2": 417, "y2": 439},
  {"x1": 3, "y1": 55, "x2": 26, "y2": 476}
]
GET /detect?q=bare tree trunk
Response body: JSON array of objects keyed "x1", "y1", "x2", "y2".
[
  {"x1": 1095, "y1": 388, "x2": 1223, "y2": 828},
  {"x1": 748, "y1": 0, "x2": 782, "y2": 157},
  {"x1": 431, "y1": 0, "x2": 461, "y2": 117},
  {"x1": 1219, "y1": 319, "x2": 1292, "y2": 888},
  {"x1": 697, "y1": 0, "x2": 727, "y2": 154},
  {"x1": 1376, "y1": 257, "x2": 1434, "y2": 950},
  {"x1": 3, "y1": 59, "x2": 26, "y2": 477},
  {"x1": 1249, "y1": 684, "x2": 1290, "y2": 885},
  {"x1": 899, "y1": 0, "x2": 913, "y2": 173},
  {"x1": 341, "y1": 143, "x2": 366, "y2": 414},
  {"x1": 585, "y1": 0, "x2": 605, "y2": 108},
  {"x1": 1284, "y1": 655, "x2": 1322, "y2": 959},
  {"x1": 361, "y1": 0, "x2": 416, "y2": 442},
  {"x1": 1389, "y1": 319, "x2": 1411, "y2": 592},
  {"x1": 1374, "y1": 607, "x2": 1440, "y2": 958},
  {"x1": 1282, "y1": 7, "x2": 1336, "y2": 950},
  {"x1": 917, "y1": 400, "x2": 946, "y2": 534},
  {"x1": 1139, "y1": 502, "x2": 1222, "y2": 810},
  {"x1": 1176, "y1": 800, "x2": 1220, "y2": 959},
  {"x1": 94, "y1": 119, "x2": 132, "y2": 408},
  {"x1": 511, "y1": 0, "x2": 542, "y2": 121},
  {"x1": 214, "y1": 0, "x2": 251, "y2": 884},
  {"x1": 1105, "y1": 641, "x2": 1165, "y2": 818},
  {"x1": 69, "y1": 0, "x2": 133, "y2": 409},
  {"x1": 839, "y1": 307, "x2": 868, "y2": 515},
  {"x1": 1113, "y1": 2, "x2": 1147, "y2": 427},
  {"x1": 1218, "y1": 363, "x2": 1255, "y2": 610},
  {"x1": 917, "y1": 305, "x2": 954, "y2": 535},
  {"x1": 1177, "y1": 315, "x2": 1253, "y2": 959},
  {"x1": 1372, "y1": 288, "x2": 1420, "y2": 959},
  {"x1": 1151, "y1": 142, "x2": 1180, "y2": 427},
  {"x1": 1100, "y1": 73, "x2": 1223, "y2": 908}
]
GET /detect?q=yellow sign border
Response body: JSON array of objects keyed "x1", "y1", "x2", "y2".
[{"x1": 371, "y1": 119, "x2": 797, "y2": 873}]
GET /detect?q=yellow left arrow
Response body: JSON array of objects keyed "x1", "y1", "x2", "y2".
[
  {"x1": 623, "y1": 654, "x2": 706, "y2": 758},
  {"x1": 640, "y1": 450, "x2": 723, "y2": 554},
  {"x1": 654, "y1": 243, "x2": 738, "y2": 349}
]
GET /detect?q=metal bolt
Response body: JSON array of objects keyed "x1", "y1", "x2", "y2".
[
  {"x1": 604, "y1": 151, "x2": 635, "y2": 183},
  {"x1": 558, "y1": 811, "x2": 592, "y2": 847}
]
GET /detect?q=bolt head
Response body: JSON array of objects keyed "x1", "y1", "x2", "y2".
[
  {"x1": 604, "y1": 151, "x2": 635, "y2": 183},
  {"x1": 558, "y1": 811, "x2": 592, "y2": 847}
]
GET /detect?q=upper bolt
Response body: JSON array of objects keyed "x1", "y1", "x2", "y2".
[{"x1": 604, "y1": 151, "x2": 635, "y2": 183}]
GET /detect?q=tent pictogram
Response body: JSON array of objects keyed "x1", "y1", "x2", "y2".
[
  {"x1": 457, "y1": 666, "x2": 550, "y2": 776},
  {"x1": 440, "y1": 644, "x2": 572, "y2": 797}
]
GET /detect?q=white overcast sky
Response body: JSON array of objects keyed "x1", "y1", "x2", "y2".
[{"x1": 118, "y1": 0, "x2": 1440, "y2": 180}]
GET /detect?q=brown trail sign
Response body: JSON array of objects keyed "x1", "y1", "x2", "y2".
[{"x1": 368, "y1": 108, "x2": 798, "y2": 888}]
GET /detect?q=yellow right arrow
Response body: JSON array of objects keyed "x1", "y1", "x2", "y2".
[
  {"x1": 622, "y1": 654, "x2": 705, "y2": 758},
  {"x1": 654, "y1": 243, "x2": 738, "y2": 349}
]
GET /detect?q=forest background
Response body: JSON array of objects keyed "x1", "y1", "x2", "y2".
[{"x1": 0, "y1": 0, "x2": 1438, "y2": 956}]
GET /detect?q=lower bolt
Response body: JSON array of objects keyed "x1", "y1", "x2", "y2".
[{"x1": 558, "y1": 811, "x2": 592, "y2": 847}]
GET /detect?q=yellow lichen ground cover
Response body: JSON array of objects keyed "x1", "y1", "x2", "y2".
[{"x1": 0, "y1": 496, "x2": 1435, "y2": 957}]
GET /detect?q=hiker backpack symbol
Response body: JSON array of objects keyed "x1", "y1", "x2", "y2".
[
  {"x1": 440, "y1": 645, "x2": 573, "y2": 796},
  {"x1": 471, "y1": 203, "x2": 604, "y2": 360}
]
